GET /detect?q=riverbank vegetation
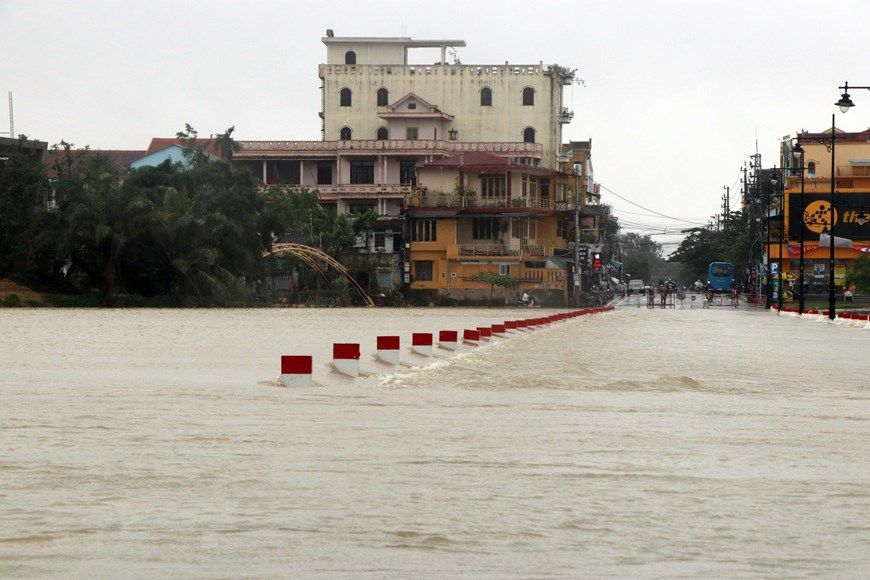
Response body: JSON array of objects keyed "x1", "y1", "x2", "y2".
[{"x1": 0, "y1": 130, "x2": 368, "y2": 307}]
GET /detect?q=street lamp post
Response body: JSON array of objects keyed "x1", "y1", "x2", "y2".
[
  {"x1": 828, "y1": 82, "x2": 870, "y2": 319},
  {"x1": 572, "y1": 163, "x2": 582, "y2": 306},
  {"x1": 792, "y1": 143, "x2": 806, "y2": 314},
  {"x1": 776, "y1": 169, "x2": 785, "y2": 310},
  {"x1": 764, "y1": 171, "x2": 773, "y2": 310}
]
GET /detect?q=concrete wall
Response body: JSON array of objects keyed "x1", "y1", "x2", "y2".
[
  {"x1": 327, "y1": 43, "x2": 406, "y2": 65},
  {"x1": 321, "y1": 63, "x2": 565, "y2": 168}
]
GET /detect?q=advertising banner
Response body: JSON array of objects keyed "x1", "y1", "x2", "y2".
[{"x1": 788, "y1": 193, "x2": 870, "y2": 241}]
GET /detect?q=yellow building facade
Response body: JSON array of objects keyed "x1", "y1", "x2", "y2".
[
  {"x1": 773, "y1": 129, "x2": 870, "y2": 291},
  {"x1": 407, "y1": 152, "x2": 569, "y2": 304}
]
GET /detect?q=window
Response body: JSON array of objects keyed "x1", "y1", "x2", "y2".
[
  {"x1": 808, "y1": 161, "x2": 816, "y2": 176},
  {"x1": 407, "y1": 102, "x2": 417, "y2": 110},
  {"x1": 522, "y1": 87, "x2": 535, "y2": 106},
  {"x1": 376, "y1": 127, "x2": 388, "y2": 140},
  {"x1": 521, "y1": 174, "x2": 538, "y2": 196},
  {"x1": 339, "y1": 126, "x2": 352, "y2": 140},
  {"x1": 345, "y1": 51, "x2": 356, "y2": 65},
  {"x1": 414, "y1": 260, "x2": 433, "y2": 281},
  {"x1": 349, "y1": 202, "x2": 375, "y2": 214},
  {"x1": 349, "y1": 159, "x2": 375, "y2": 184},
  {"x1": 473, "y1": 217, "x2": 498, "y2": 240},
  {"x1": 480, "y1": 175, "x2": 506, "y2": 197},
  {"x1": 412, "y1": 219, "x2": 436, "y2": 242},
  {"x1": 400, "y1": 159, "x2": 417, "y2": 186},
  {"x1": 481, "y1": 87, "x2": 492, "y2": 106},
  {"x1": 511, "y1": 218, "x2": 537, "y2": 239},
  {"x1": 406, "y1": 127, "x2": 419, "y2": 140},
  {"x1": 340, "y1": 88, "x2": 352, "y2": 107},
  {"x1": 376, "y1": 88, "x2": 389, "y2": 107},
  {"x1": 523, "y1": 127, "x2": 536, "y2": 143},
  {"x1": 499, "y1": 264, "x2": 510, "y2": 276},
  {"x1": 317, "y1": 162, "x2": 332, "y2": 185},
  {"x1": 374, "y1": 232, "x2": 386, "y2": 250}
]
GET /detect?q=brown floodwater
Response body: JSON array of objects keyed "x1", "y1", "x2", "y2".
[{"x1": 1, "y1": 306, "x2": 867, "y2": 576}]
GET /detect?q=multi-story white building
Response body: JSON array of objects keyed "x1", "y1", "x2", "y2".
[
  {"x1": 319, "y1": 33, "x2": 574, "y2": 169},
  {"x1": 234, "y1": 32, "x2": 581, "y2": 299}
]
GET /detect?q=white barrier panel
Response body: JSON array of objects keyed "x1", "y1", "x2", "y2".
[
  {"x1": 412, "y1": 333, "x2": 433, "y2": 356},
  {"x1": 376, "y1": 336, "x2": 400, "y2": 365},
  {"x1": 333, "y1": 343, "x2": 360, "y2": 377},
  {"x1": 281, "y1": 355, "x2": 313, "y2": 388}
]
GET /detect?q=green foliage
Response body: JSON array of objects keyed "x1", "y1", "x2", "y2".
[
  {"x1": 669, "y1": 211, "x2": 750, "y2": 281},
  {"x1": 0, "y1": 140, "x2": 54, "y2": 281},
  {"x1": 470, "y1": 271, "x2": 519, "y2": 306},
  {"x1": 2, "y1": 293, "x2": 21, "y2": 307},
  {"x1": 619, "y1": 233, "x2": 664, "y2": 281},
  {"x1": 845, "y1": 254, "x2": 870, "y2": 293}
]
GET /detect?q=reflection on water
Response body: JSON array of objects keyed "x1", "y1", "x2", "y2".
[{"x1": 1, "y1": 307, "x2": 868, "y2": 576}]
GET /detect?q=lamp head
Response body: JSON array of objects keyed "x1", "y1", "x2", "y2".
[
  {"x1": 792, "y1": 142, "x2": 804, "y2": 160},
  {"x1": 836, "y1": 91, "x2": 854, "y2": 113}
]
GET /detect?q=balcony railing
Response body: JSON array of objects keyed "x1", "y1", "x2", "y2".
[
  {"x1": 236, "y1": 139, "x2": 543, "y2": 158},
  {"x1": 457, "y1": 243, "x2": 552, "y2": 258},
  {"x1": 557, "y1": 107, "x2": 574, "y2": 123},
  {"x1": 315, "y1": 184, "x2": 410, "y2": 199},
  {"x1": 407, "y1": 193, "x2": 553, "y2": 210}
]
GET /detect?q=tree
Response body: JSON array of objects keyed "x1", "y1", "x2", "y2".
[
  {"x1": 845, "y1": 254, "x2": 870, "y2": 293},
  {"x1": 0, "y1": 140, "x2": 54, "y2": 281},
  {"x1": 214, "y1": 126, "x2": 240, "y2": 161},
  {"x1": 352, "y1": 208, "x2": 380, "y2": 251},
  {"x1": 668, "y1": 210, "x2": 750, "y2": 282},
  {"x1": 469, "y1": 271, "x2": 519, "y2": 306}
]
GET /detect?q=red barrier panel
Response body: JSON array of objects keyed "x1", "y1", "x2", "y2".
[
  {"x1": 281, "y1": 355, "x2": 312, "y2": 374},
  {"x1": 439, "y1": 330, "x2": 458, "y2": 341},
  {"x1": 412, "y1": 333, "x2": 433, "y2": 346},
  {"x1": 333, "y1": 343, "x2": 360, "y2": 359},
  {"x1": 463, "y1": 329, "x2": 480, "y2": 341},
  {"x1": 377, "y1": 336, "x2": 400, "y2": 350}
]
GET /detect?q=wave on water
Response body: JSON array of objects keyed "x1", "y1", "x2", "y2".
[{"x1": 598, "y1": 375, "x2": 706, "y2": 392}]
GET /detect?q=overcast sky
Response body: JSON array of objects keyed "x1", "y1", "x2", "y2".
[{"x1": 2, "y1": 0, "x2": 868, "y2": 248}]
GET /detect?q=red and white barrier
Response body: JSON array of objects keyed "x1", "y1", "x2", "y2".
[
  {"x1": 439, "y1": 330, "x2": 459, "y2": 351},
  {"x1": 333, "y1": 343, "x2": 361, "y2": 376},
  {"x1": 463, "y1": 329, "x2": 480, "y2": 345},
  {"x1": 412, "y1": 332, "x2": 433, "y2": 356},
  {"x1": 491, "y1": 323, "x2": 507, "y2": 337},
  {"x1": 281, "y1": 355, "x2": 313, "y2": 387},
  {"x1": 477, "y1": 326, "x2": 493, "y2": 341},
  {"x1": 376, "y1": 336, "x2": 400, "y2": 365},
  {"x1": 505, "y1": 320, "x2": 518, "y2": 332}
]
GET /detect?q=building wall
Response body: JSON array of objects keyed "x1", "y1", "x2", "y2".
[
  {"x1": 798, "y1": 141, "x2": 870, "y2": 179},
  {"x1": 321, "y1": 63, "x2": 566, "y2": 168},
  {"x1": 326, "y1": 42, "x2": 406, "y2": 65},
  {"x1": 129, "y1": 145, "x2": 187, "y2": 169}
]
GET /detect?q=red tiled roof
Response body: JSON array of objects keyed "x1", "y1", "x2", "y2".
[
  {"x1": 43, "y1": 149, "x2": 146, "y2": 179},
  {"x1": 146, "y1": 137, "x2": 222, "y2": 156}
]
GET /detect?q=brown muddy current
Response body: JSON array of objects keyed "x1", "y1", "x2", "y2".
[{"x1": 1, "y1": 306, "x2": 868, "y2": 577}]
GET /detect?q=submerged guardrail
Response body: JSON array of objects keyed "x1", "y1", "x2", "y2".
[{"x1": 279, "y1": 307, "x2": 616, "y2": 386}]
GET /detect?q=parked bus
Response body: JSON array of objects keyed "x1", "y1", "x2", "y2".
[{"x1": 707, "y1": 262, "x2": 735, "y2": 293}]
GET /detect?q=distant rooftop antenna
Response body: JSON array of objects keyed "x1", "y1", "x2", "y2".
[{"x1": 2, "y1": 91, "x2": 12, "y2": 137}]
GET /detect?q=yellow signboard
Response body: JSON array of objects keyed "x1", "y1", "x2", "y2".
[{"x1": 834, "y1": 265, "x2": 846, "y2": 287}]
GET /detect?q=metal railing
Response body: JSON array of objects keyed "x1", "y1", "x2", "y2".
[
  {"x1": 407, "y1": 193, "x2": 553, "y2": 209},
  {"x1": 237, "y1": 139, "x2": 543, "y2": 156}
]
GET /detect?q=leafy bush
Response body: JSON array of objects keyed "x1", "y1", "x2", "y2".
[{"x1": 2, "y1": 293, "x2": 21, "y2": 307}]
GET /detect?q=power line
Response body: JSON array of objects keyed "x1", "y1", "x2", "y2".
[{"x1": 598, "y1": 183, "x2": 709, "y2": 226}]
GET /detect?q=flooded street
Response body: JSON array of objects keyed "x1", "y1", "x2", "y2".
[{"x1": 1, "y1": 306, "x2": 868, "y2": 577}]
